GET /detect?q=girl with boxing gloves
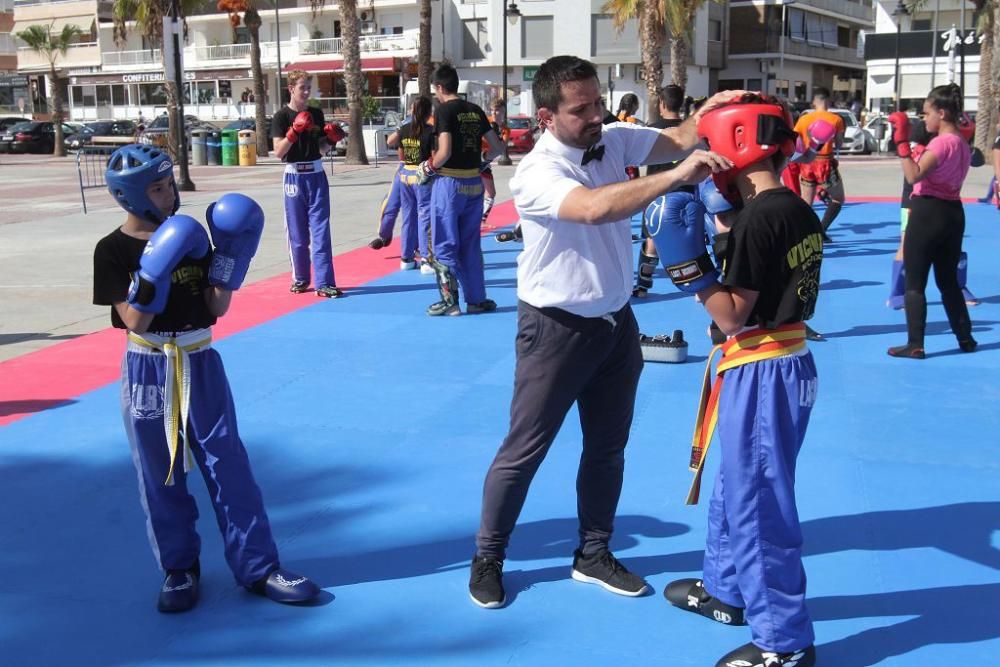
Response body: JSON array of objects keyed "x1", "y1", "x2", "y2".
[{"x1": 886, "y1": 84, "x2": 977, "y2": 358}]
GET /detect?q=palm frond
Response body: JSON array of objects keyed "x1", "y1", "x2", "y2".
[{"x1": 601, "y1": 0, "x2": 641, "y2": 33}]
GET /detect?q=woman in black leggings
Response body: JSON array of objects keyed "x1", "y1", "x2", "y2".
[{"x1": 886, "y1": 84, "x2": 977, "y2": 359}]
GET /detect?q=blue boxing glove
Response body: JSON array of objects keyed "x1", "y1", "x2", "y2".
[
  {"x1": 697, "y1": 177, "x2": 735, "y2": 274},
  {"x1": 128, "y1": 215, "x2": 210, "y2": 313},
  {"x1": 645, "y1": 190, "x2": 719, "y2": 293},
  {"x1": 206, "y1": 193, "x2": 265, "y2": 290}
]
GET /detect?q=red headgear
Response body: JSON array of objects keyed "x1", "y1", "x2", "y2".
[
  {"x1": 696, "y1": 94, "x2": 797, "y2": 205},
  {"x1": 957, "y1": 112, "x2": 975, "y2": 143}
]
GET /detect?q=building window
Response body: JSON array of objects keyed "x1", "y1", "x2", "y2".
[
  {"x1": 139, "y1": 83, "x2": 169, "y2": 106},
  {"x1": 195, "y1": 81, "x2": 216, "y2": 103},
  {"x1": 776, "y1": 79, "x2": 789, "y2": 97},
  {"x1": 717, "y1": 78, "x2": 743, "y2": 92},
  {"x1": 788, "y1": 8, "x2": 806, "y2": 43},
  {"x1": 521, "y1": 16, "x2": 553, "y2": 59},
  {"x1": 794, "y1": 81, "x2": 808, "y2": 102},
  {"x1": 591, "y1": 14, "x2": 639, "y2": 58},
  {"x1": 96, "y1": 85, "x2": 112, "y2": 107},
  {"x1": 708, "y1": 18, "x2": 722, "y2": 42},
  {"x1": 462, "y1": 18, "x2": 488, "y2": 60},
  {"x1": 234, "y1": 27, "x2": 250, "y2": 44},
  {"x1": 912, "y1": 19, "x2": 932, "y2": 31},
  {"x1": 111, "y1": 84, "x2": 127, "y2": 106}
]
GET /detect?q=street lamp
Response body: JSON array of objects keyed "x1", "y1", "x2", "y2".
[
  {"x1": 169, "y1": 0, "x2": 194, "y2": 191},
  {"x1": 274, "y1": 0, "x2": 283, "y2": 112},
  {"x1": 778, "y1": 0, "x2": 796, "y2": 99},
  {"x1": 892, "y1": 0, "x2": 909, "y2": 112},
  {"x1": 497, "y1": 1, "x2": 520, "y2": 167}
]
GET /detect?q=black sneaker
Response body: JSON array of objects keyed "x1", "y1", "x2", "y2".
[
  {"x1": 469, "y1": 555, "x2": 506, "y2": 609},
  {"x1": 157, "y1": 562, "x2": 200, "y2": 613},
  {"x1": 316, "y1": 286, "x2": 342, "y2": 299},
  {"x1": 466, "y1": 299, "x2": 497, "y2": 314},
  {"x1": 368, "y1": 236, "x2": 388, "y2": 250},
  {"x1": 289, "y1": 280, "x2": 309, "y2": 294},
  {"x1": 664, "y1": 578, "x2": 745, "y2": 625},
  {"x1": 570, "y1": 549, "x2": 649, "y2": 597},
  {"x1": 716, "y1": 642, "x2": 815, "y2": 667}
]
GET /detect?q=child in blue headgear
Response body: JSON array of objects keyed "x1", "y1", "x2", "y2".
[{"x1": 93, "y1": 144, "x2": 321, "y2": 613}]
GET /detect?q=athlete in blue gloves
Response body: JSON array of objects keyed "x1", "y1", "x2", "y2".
[{"x1": 94, "y1": 144, "x2": 321, "y2": 613}]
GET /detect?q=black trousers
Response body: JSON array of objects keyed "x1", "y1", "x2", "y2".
[
  {"x1": 475, "y1": 300, "x2": 643, "y2": 560},
  {"x1": 903, "y1": 196, "x2": 972, "y2": 345}
]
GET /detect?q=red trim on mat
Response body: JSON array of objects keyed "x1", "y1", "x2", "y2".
[{"x1": 0, "y1": 200, "x2": 518, "y2": 427}]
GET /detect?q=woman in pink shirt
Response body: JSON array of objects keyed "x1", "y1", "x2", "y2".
[{"x1": 887, "y1": 84, "x2": 977, "y2": 359}]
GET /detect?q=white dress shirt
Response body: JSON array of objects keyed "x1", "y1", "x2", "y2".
[{"x1": 510, "y1": 122, "x2": 663, "y2": 317}]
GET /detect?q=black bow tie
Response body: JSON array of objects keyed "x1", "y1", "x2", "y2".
[{"x1": 582, "y1": 144, "x2": 605, "y2": 165}]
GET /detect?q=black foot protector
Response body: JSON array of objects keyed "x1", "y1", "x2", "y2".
[
  {"x1": 716, "y1": 642, "x2": 815, "y2": 667},
  {"x1": 663, "y1": 579, "x2": 745, "y2": 626},
  {"x1": 158, "y1": 561, "x2": 200, "y2": 613},
  {"x1": 251, "y1": 567, "x2": 321, "y2": 604}
]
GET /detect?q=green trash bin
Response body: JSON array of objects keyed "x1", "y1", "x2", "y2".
[{"x1": 221, "y1": 128, "x2": 239, "y2": 166}]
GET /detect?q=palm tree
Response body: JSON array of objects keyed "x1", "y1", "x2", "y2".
[
  {"x1": 418, "y1": 0, "x2": 433, "y2": 97},
  {"x1": 218, "y1": 0, "x2": 270, "y2": 157},
  {"x1": 15, "y1": 22, "x2": 84, "y2": 157},
  {"x1": 312, "y1": 0, "x2": 368, "y2": 164},
  {"x1": 973, "y1": 1, "x2": 994, "y2": 153},
  {"x1": 662, "y1": 0, "x2": 716, "y2": 90}
]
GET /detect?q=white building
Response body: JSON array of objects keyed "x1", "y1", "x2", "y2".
[
  {"x1": 865, "y1": 0, "x2": 982, "y2": 115},
  {"x1": 13, "y1": 0, "x2": 722, "y2": 123}
]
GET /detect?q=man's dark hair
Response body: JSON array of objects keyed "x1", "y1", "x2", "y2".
[
  {"x1": 533, "y1": 55, "x2": 599, "y2": 111},
  {"x1": 432, "y1": 64, "x2": 459, "y2": 94},
  {"x1": 661, "y1": 84, "x2": 685, "y2": 113},
  {"x1": 813, "y1": 87, "x2": 830, "y2": 101}
]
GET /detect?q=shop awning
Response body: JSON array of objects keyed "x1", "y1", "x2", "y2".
[{"x1": 283, "y1": 57, "x2": 398, "y2": 73}]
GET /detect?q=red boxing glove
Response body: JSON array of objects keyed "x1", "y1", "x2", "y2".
[
  {"x1": 286, "y1": 111, "x2": 314, "y2": 143},
  {"x1": 323, "y1": 122, "x2": 345, "y2": 145},
  {"x1": 958, "y1": 112, "x2": 975, "y2": 143},
  {"x1": 888, "y1": 111, "x2": 911, "y2": 158},
  {"x1": 910, "y1": 143, "x2": 927, "y2": 164}
]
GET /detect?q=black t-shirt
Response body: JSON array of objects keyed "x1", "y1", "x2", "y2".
[
  {"x1": 272, "y1": 105, "x2": 326, "y2": 162},
  {"x1": 399, "y1": 121, "x2": 435, "y2": 166},
  {"x1": 435, "y1": 98, "x2": 491, "y2": 170},
  {"x1": 723, "y1": 188, "x2": 823, "y2": 328},
  {"x1": 93, "y1": 227, "x2": 216, "y2": 331},
  {"x1": 901, "y1": 120, "x2": 935, "y2": 208},
  {"x1": 645, "y1": 119, "x2": 691, "y2": 187}
]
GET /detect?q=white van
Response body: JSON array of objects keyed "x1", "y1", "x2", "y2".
[{"x1": 402, "y1": 80, "x2": 493, "y2": 116}]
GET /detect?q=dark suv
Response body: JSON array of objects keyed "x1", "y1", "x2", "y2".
[{"x1": 66, "y1": 120, "x2": 137, "y2": 150}]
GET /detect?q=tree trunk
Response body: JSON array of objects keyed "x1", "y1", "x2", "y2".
[
  {"x1": 165, "y1": 79, "x2": 181, "y2": 162},
  {"x1": 670, "y1": 33, "x2": 688, "y2": 89},
  {"x1": 49, "y1": 65, "x2": 66, "y2": 157},
  {"x1": 976, "y1": 25, "x2": 993, "y2": 153},
  {"x1": 246, "y1": 10, "x2": 269, "y2": 157},
  {"x1": 418, "y1": 0, "x2": 432, "y2": 97},
  {"x1": 641, "y1": 1, "x2": 664, "y2": 123},
  {"x1": 341, "y1": 0, "x2": 368, "y2": 165}
]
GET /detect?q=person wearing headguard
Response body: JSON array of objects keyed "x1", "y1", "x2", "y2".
[
  {"x1": 793, "y1": 87, "x2": 846, "y2": 242},
  {"x1": 93, "y1": 145, "x2": 321, "y2": 614},
  {"x1": 468, "y1": 54, "x2": 737, "y2": 612},
  {"x1": 652, "y1": 94, "x2": 821, "y2": 667},
  {"x1": 885, "y1": 83, "x2": 978, "y2": 359}
]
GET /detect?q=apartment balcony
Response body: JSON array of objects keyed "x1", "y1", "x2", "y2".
[
  {"x1": 783, "y1": 38, "x2": 865, "y2": 67},
  {"x1": 100, "y1": 33, "x2": 416, "y2": 72},
  {"x1": 12, "y1": 0, "x2": 109, "y2": 27},
  {"x1": 17, "y1": 41, "x2": 101, "y2": 71},
  {"x1": 797, "y1": 0, "x2": 872, "y2": 25}
]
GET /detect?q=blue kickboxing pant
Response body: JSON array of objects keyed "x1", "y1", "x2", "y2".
[
  {"x1": 376, "y1": 163, "x2": 403, "y2": 244},
  {"x1": 377, "y1": 165, "x2": 432, "y2": 262},
  {"x1": 431, "y1": 174, "x2": 486, "y2": 304},
  {"x1": 284, "y1": 159, "x2": 335, "y2": 289},
  {"x1": 121, "y1": 330, "x2": 279, "y2": 588},
  {"x1": 702, "y1": 352, "x2": 818, "y2": 653}
]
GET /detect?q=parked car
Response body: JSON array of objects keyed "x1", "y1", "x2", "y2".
[
  {"x1": 863, "y1": 114, "x2": 921, "y2": 153},
  {"x1": 65, "y1": 120, "x2": 137, "y2": 150},
  {"x1": 507, "y1": 115, "x2": 537, "y2": 153},
  {"x1": 222, "y1": 117, "x2": 273, "y2": 151},
  {"x1": 829, "y1": 109, "x2": 870, "y2": 155},
  {"x1": 0, "y1": 116, "x2": 30, "y2": 134},
  {"x1": 140, "y1": 113, "x2": 214, "y2": 149},
  {"x1": 1, "y1": 121, "x2": 78, "y2": 154}
]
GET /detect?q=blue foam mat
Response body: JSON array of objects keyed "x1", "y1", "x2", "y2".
[{"x1": 1, "y1": 202, "x2": 998, "y2": 666}]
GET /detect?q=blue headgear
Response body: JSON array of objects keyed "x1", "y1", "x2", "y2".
[{"x1": 105, "y1": 144, "x2": 179, "y2": 224}]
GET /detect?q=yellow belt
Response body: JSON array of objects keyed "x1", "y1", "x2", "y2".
[
  {"x1": 438, "y1": 167, "x2": 481, "y2": 178},
  {"x1": 127, "y1": 329, "x2": 213, "y2": 486},
  {"x1": 686, "y1": 323, "x2": 806, "y2": 505}
]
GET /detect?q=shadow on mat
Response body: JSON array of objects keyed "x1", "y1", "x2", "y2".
[
  {"x1": 820, "y1": 320, "x2": 999, "y2": 340},
  {"x1": 0, "y1": 332, "x2": 84, "y2": 346},
  {"x1": 819, "y1": 278, "x2": 883, "y2": 291},
  {"x1": 0, "y1": 398, "x2": 77, "y2": 417}
]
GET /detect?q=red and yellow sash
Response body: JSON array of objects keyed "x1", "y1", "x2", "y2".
[{"x1": 686, "y1": 323, "x2": 806, "y2": 505}]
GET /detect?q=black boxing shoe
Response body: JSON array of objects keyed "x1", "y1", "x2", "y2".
[
  {"x1": 157, "y1": 561, "x2": 200, "y2": 613},
  {"x1": 716, "y1": 642, "x2": 815, "y2": 667},
  {"x1": 250, "y1": 567, "x2": 321, "y2": 604},
  {"x1": 664, "y1": 578, "x2": 745, "y2": 625}
]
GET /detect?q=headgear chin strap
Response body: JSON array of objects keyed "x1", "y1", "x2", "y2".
[{"x1": 696, "y1": 94, "x2": 796, "y2": 205}]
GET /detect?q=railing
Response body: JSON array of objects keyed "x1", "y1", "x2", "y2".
[
  {"x1": 102, "y1": 48, "x2": 161, "y2": 67},
  {"x1": 191, "y1": 42, "x2": 252, "y2": 61},
  {"x1": 297, "y1": 34, "x2": 417, "y2": 57},
  {"x1": 0, "y1": 34, "x2": 19, "y2": 56},
  {"x1": 18, "y1": 41, "x2": 98, "y2": 53},
  {"x1": 312, "y1": 96, "x2": 402, "y2": 118}
]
